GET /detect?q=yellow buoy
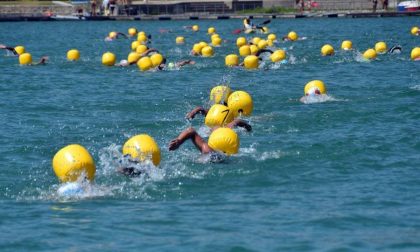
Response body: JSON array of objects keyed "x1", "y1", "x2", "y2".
[
  {"x1": 138, "y1": 31, "x2": 146, "y2": 36},
  {"x1": 208, "y1": 27, "x2": 216, "y2": 34},
  {"x1": 252, "y1": 37, "x2": 261, "y2": 45},
  {"x1": 267, "y1": 39, "x2": 274, "y2": 47},
  {"x1": 128, "y1": 27, "x2": 137, "y2": 36},
  {"x1": 321, "y1": 44, "x2": 334, "y2": 56},
  {"x1": 52, "y1": 144, "x2": 96, "y2": 182},
  {"x1": 192, "y1": 43, "x2": 203, "y2": 54},
  {"x1": 212, "y1": 37, "x2": 222, "y2": 46},
  {"x1": 287, "y1": 31, "x2": 298, "y2": 41},
  {"x1": 192, "y1": 25, "x2": 199, "y2": 32},
  {"x1": 137, "y1": 33, "x2": 148, "y2": 44},
  {"x1": 205, "y1": 104, "x2": 234, "y2": 127},
  {"x1": 211, "y1": 34, "x2": 220, "y2": 40},
  {"x1": 199, "y1": 41, "x2": 208, "y2": 48},
  {"x1": 131, "y1": 41, "x2": 141, "y2": 51},
  {"x1": 225, "y1": 54, "x2": 239, "y2": 67},
  {"x1": 239, "y1": 45, "x2": 251, "y2": 56},
  {"x1": 102, "y1": 52, "x2": 116, "y2": 66},
  {"x1": 411, "y1": 47, "x2": 420, "y2": 60},
  {"x1": 261, "y1": 27, "x2": 269, "y2": 34},
  {"x1": 244, "y1": 55, "x2": 259, "y2": 69},
  {"x1": 208, "y1": 127, "x2": 239, "y2": 155},
  {"x1": 127, "y1": 52, "x2": 140, "y2": 64},
  {"x1": 67, "y1": 49, "x2": 80, "y2": 61},
  {"x1": 176, "y1": 36, "x2": 185, "y2": 44},
  {"x1": 210, "y1": 85, "x2": 232, "y2": 104},
  {"x1": 250, "y1": 44, "x2": 259, "y2": 55},
  {"x1": 201, "y1": 46, "x2": 214, "y2": 57},
  {"x1": 137, "y1": 56, "x2": 153, "y2": 71},
  {"x1": 270, "y1": 49, "x2": 286, "y2": 63},
  {"x1": 375, "y1": 41, "x2": 387, "y2": 54},
  {"x1": 341, "y1": 40, "x2": 352, "y2": 50},
  {"x1": 411, "y1": 26, "x2": 419, "y2": 36},
  {"x1": 228, "y1": 90, "x2": 253, "y2": 117},
  {"x1": 304, "y1": 80, "x2": 327, "y2": 95},
  {"x1": 109, "y1": 31, "x2": 117, "y2": 39},
  {"x1": 150, "y1": 53, "x2": 164, "y2": 67},
  {"x1": 236, "y1": 37, "x2": 247, "y2": 48},
  {"x1": 19, "y1": 53, "x2": 32, "y2": 65},
  {"x1": 257, "y1": 39, "x2": 268, "y2": 49},
  {"x1": 122, "y1": 134, "x2": 161, "y2": 166},
  {"x1": 14, "y1": 46, "x2": 25, "y2": 55},
  {"x1": 363, "y1": 48, "x2": 377, "y2": 60},
  {"x1": 267, "y1": 33, "x2": 276, "y2": 41},
  {"x1": 136, "y1": 44, "x2": 148, "y2": 54}
]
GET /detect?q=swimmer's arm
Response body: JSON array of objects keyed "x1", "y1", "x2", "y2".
[
  {"x1": 0, "y1": 44, "x2": 18, "y2": 55},
  {"x1": 226, "y1": 119, "x2": 252, "y2": 132},
  {"x1": 169, "y1": 127, "x2": 212, "y2": 154},
  {"x1": 256, "y1": 49, "x2": 274, "y2": 57},
  {"x1": 186, "y1": 106, "x2": 208, "y2": 120},
  {"x1": 116, "y1": 32, "x2": 128, "y2": 38},
  {"x1": 33, "y1": 56, "x2": 48, "y2": 65},
  {"x1": 176, "y1": 59, "x2": 196, "y2": 67},
  {"x1": 141, "y1": 48, "x2": 159, "y2": 57}
]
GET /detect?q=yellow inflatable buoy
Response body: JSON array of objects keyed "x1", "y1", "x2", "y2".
[
  {"x1": 128, "y1": 27, "x2": 137, "y2": 36},
  {"x1": 138, "y1": 31, "x2": 146, "y2": 36},
  {"x1": 257, "y1": 40, "x2": 268, "y2": 49},
  {"x1": 201, "y1": 46, "x2": 214, "y2": 57},
  {"x1": 211, "y1": 34, "x2": 220, "y2": 40},
  {"x1": 321, "y1": 44, "x2": 334, "y2": 56},
  {"x1": 14, "y1": 46, "x2": 25, "y2": 55},
  {"x1": 252, "y1": 37, "x2": 261, "y2": 45},
  {"x1": 208, "y1": 27, "x2": 216, "y2": 34},
  {"x1": 52, "y1": 144, "x2": 96, "y2": 182},
  {"x1": 304, "y1": 80, "x2": 327, "y2": 96},
  {"x1": 210, "y1": 85, "x2": 232, "y2": 104},
  {"x1": 123, "y1": 134, "x2": 161, "y2": 166},
  {"x1": 137, "y1": 56, "x2": 153, "y2": 71},
  {"x1": 131, "y1": 41, "x2": 141, "y2": 51},
  {"x1": 267, "y1": 39, "x2": 274, "y2": 47},
  {"x1": 270, "y1": 49, "x2": 286, "y2": 63},
  {"x1": 250, "y1": 44, "x2": 259, "y2": 55},
  {"x1": 199, "y1": 41, "x2": 208, "y2": 48},
  {"x1": 208, "y1": 128, "x2": 239, "y2": 155},
  {"x1": 410, "y1": 47, "x2": 420, "y2": 60},
  {"x1": 176, "y1": 36, "x2": 185, "y2": 44},
  {"x1": 205, "y1": 104, "x2": 234, "y2": 127},
  {"x1": 19, "y1": 53, "x2": 32, "y2": 65},
  {"x1": 127, "y1": 52, "x2": 140, "y2": 64},
  {"x1": 375, "y1": 41, "x2": 387, "y2": 54},
  {"x1": 192, "y1": 25, "x2": 199, "y2": 32},
  {"x1": 109, "y1": 31, "x2": 117, "y2": 39},
  {"x1": 267, "y1": 33, "x2": 276, "y2": 41},
  {"x1": 225, "y1": 54, "x2": 239, "y2": 67},
  {"x1": 363, "y1": 48, "x2": 377, "y2": 60},
  {"x1": 228, "y1": 90, "x2": 253, "y2": 117},
  {"x1": 137, "y1": 33, "x2": 148, "y2": 44},
  {"x1": 411, "y1": 26, "x2": 419, "y2": 36},
  {"x1": 236, "y1": 37, "x2": 247, "y2": 48},
  {"x1": 244, "y1": 55, "x2": 259, "y2": 69},
  {"x1": 192, "y1": 43, "x2": 203, "y2": 55},
  {"x1": 341, "y1": 40, "x2": 352, "y2": 50},
  {"x1": 136, "y1": 44, "x2": 148, "y2": 54},
  {"x1": 102, "y1": 52, "x2": 116, "y2": 66},
  {"x1": 67, "y1": 49, "x2": 80, "y2": 61},
  {"x1": 287, "y1": 31, "x2": 298, "y2": 41},
  {"x1": 212, "y1": 37, "x2": 222, "y2": 46},
  {"x1": 150, "y1": 53, "x2": 164, "y2": 67},
  {"x1": 239, "y1": 45, "x2": 251, "y2": 56}
]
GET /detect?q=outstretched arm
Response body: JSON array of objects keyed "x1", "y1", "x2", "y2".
[
  {"x1": 185, "y1": 106, "x2": 208, "y2": 120},
  {"x1": 169, "y1": 127, "x2": 212, "y2": 154},
  {"x1": 255, "y1": 49, "x2": 274, "y2": 57},
  {"x1": 176, "y1": 59, "x2": 195, "y2": 67},
  {"x1": 116, "y1": 32, "x2": 128, "y2": 38},
  {"x1": 226, "y1": 118, "x2": 252, "y2": 132},
  {"x1": 0, "y1": 44, "x2": 18, "y2": 55},
  {"x1": 34, "y1": 56, "x2": 48, "y2": 65},
  {"x1": 140, "y1": 48, "x2": 159, "y2": 57}
]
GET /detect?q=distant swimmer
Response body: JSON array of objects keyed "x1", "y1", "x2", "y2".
[
  {"x1": 388, "y1": 45, "x2": 402, "y2": 54},
  {"x1": 300, "y1": 80, "x2": 329, "y2": 104},
  {"x1": 168, "y1": 119, "x2": 251, "y2": 162},
  {"x1": 105, "y1": 31, "x2": 128, "y2": 41}
]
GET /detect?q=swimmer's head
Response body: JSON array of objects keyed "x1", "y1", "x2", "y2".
[
  {"x1": 227, "y1": 90, "x2": 254, "y2": 117},
  {"x1": 225, "y1": 54, "x2": 239, "y2": 67},
  {"x1": 109, "y1": 31, "x2": 117, "y2": 39},
  {"x1": 304, "y1": 80, "x2": 327, "y2": 96},
  {"x1": 208, "y1": 127, "x2": 239, "y2": 155},
  {"x1": 239, "y1": 45, "x2": 251, "y2": 56},
  {"x1": 236, "y1": 37, "x2": 247, "y2": 48},
  {"x1": 52, "y1": 144, "x2": 96, "y2": 182},
  {"x1": 375, "y1": 41, "x2": 387, "y2": 54},
  {"x1": 150, "y1": 53, "x2": 164, "y2": 67},
  {"x1": 205, "y1": 104, "x2": 234, "y2": 127},
  {"x1": 363, "y1": 48, "x2": 377, "y2": 60},
  {"x1": 411, "y1": 47, "x2": 420, "y2": 60},
  {"x1": 127, "y1": 52, "x2": 140, "y2": 64},
  {"x1": 137, "y1": 56, "x2": 153, "y2": 71},
  {"x1": 411, "y1": 26, "x2": 419, "y2": 36},
  {"x1": 210, "y1": 85, "x2": 232, "y2": 105},
  {"x1": 176, "y1": 36, "x2": 185, "y2": 44},
  {"x1": 67, "y1": 49, "x2": 80, "y2": 61},
  {"x1": 14, "y1": 46, "x2": 25, "y2": 55},
  {"x1": 321, "y1": 44, "x2": 334, "y2": 56},
  {"x1": 208, "y1": 27, "x2": 216, "y2": 34},
  {"x1": 287, "y1": 31, "x2": 298, "y2": 41},
  {"x1": 244, "y1": 55, "x2": 259, "y2": 69},
  {"x1": 128, "y1": 27, "x2": 137, "y2": 36},
  {"x1": 123, "y1": 134, "x2": 161, "y2": 166},
  {"x1": 341, "y1": 40, "x2": 352, "y2": 50},
  {"x1": 270, "y1": 49, "x2": 286, "y2": 63}
]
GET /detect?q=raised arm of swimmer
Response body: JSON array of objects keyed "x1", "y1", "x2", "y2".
[
  {"x1": 169, "y1": 127, "x2": 212, "y2": 154},
  {"x1": 116, "y1": 32, "x2": 128, "y2": 38},
  {"x1": 176, "y1": 59, "x2": 195, "y2": 67},
  {"x1": 186, "y1": 106, "x2": 208, "y2": 120},
  {"x1": 226, "y1": 118, "x2": 252, "y2": 132},
  {"x1": 0, "y1": 44, "x2": 18, "y2": 56},
  {"x1": 256, "y1": 49, "x2": 274, "y2": 57},
  {"x1": 140, "y1": 48, "x2": 160, "y2": 57}
]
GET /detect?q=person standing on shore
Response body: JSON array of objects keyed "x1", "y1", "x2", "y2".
[
  {"x1": 372, "y1": 0, "x2": 378, "y2": 12},
  {"x1": 91, "y1": 0, "x2": 97, "y2": 16}
]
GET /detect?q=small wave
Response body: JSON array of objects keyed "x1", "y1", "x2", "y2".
[
  {"x1": 410, "y1": 85, "x2": 420, "y2": 91},
  {"x1": 300, "y1": 94, "x2": 339, "y2": 104}
]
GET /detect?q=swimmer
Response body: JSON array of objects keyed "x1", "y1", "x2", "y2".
[
  {"x1": 242, "y1": 18, "x2": 267, "y2": 34},
  {"x1": 299, "y1": 80, "x2": 328, "y2": 104},
  {"x1": 140, "y1": 48, "x2": 195, "y2": 70},
  {"x1": 0, "y1": 44, "x2": 18, "y2": 56},
  {"x1": 104, "y1": 32, "x2": 128, "y2": 41},
  {"x1": 168, "y1": 118, "x2": 251, "y2": 156},
  {"x1": 388, "y1": 45, "x2": 402, "y2": 54}
]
